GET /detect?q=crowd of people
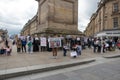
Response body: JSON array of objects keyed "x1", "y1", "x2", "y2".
[
  {"x1": 0, "y1": 35, "x2": 83, "y2": 58},
  {"x1": 87, "y1": 37, "x2": 120, "y2": 53},
  {"x1": 15, "y1": 35, "x2": 40, "y2": 53},
  {"x1": 0, "y1": 34, "x2": 120, "y2": 58},
  {"x1": 13, "y1": 35, "x2": 82, "y2": 58}
]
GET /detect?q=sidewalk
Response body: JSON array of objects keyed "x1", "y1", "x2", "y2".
[
  {"x1": 0, "y1": 42, "x2": 120, "y2": 79},
  {"x1": 0, "y1": 44, "x2": 119, "y2": 70}
]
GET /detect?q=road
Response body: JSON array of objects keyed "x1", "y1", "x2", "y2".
[{"x1": 6, "y1": 57, "x2": 120, "y2": 80}]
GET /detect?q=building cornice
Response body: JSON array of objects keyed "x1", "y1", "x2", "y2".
[{"x1": 97, "y1": 0, "x2": 114, "y2": 13}]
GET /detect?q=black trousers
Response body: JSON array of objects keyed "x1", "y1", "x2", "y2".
[
  {"x1": 17, "y1": 48, "x2": 21, "y2": 52},
  {"x1": 22, "y1": 45, "x2": 26, "y2": 52}
]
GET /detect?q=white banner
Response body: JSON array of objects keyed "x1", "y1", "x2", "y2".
[
  {"x1": 70, "y1": 51, "x2": 77, "y2": 57},
  {"x1": 40, "y1": 37, "x2": 47, "y2": 46}
]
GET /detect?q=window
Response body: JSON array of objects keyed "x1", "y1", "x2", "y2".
[
  {"x1": 113, "y1": 17, "x2": 118, "y2": 28},
  {"x1": 113, "y1": 3, "x2": 119, "y2": 12}
]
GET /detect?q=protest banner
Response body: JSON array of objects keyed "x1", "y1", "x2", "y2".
[
  {"x1": 49, "y1": 37, "x2": 61, "y2": 48},
  {"x1": 40, "y1": 37, "x2": 47, "y2": 47}
]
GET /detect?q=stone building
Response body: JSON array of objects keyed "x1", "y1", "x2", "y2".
[
  {"x1": 21, "y1": 0, "x2": 83, "y2": 37},
  {"x1": 21, "y1": 15, "x2": 38, "y2": 36},
  {"x1": 84, "y1": 0, "x2": 120, "y2": 38}
]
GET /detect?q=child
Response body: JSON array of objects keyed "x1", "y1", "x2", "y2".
[
  {"x1": 6, "y1": 46, "x2": 12, "y2": 56},
  {"x1": 63, "y1": 44, "x2": 68, "y2": 56}
]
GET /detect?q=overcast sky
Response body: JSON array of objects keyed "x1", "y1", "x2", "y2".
[{"x1": 0, "y1": 0, "x2": 100, "y2": 35}]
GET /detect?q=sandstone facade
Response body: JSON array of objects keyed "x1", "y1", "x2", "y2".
[
  {"x1": 21, "y1": 0, "x2": 82, "y2": 37},
  {"x1": 21, "y1": 15, "x2": 38, "y2": 36},
  {"x1": 85, "y1": 0, "x2": 120, "y2": 37}
]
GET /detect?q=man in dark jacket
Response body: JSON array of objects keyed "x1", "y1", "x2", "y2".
[{"x1": 21, "y1": 38, "x2": 27, "y2": 52}]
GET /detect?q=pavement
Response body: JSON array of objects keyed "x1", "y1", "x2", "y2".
[
  {"x1": 0, "y1": 41, "x2": 120, "y2": 79},
  {"x1": 8, "y1": 58, "x2": 120, "y2": 80}
]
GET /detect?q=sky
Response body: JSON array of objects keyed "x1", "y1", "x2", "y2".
[{"x1": 0, "y1": 0, "x2": 100, "y2": 35}]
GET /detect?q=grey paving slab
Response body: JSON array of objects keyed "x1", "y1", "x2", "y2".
[
  {"x1": 4, "y1": 67, "x2": 28, "y2": 79},
  {"x1": 80, "y1": 73, "x2": 102, "y2": 80},
  {"x1": 40, "y1": 74, "x2": 68, "y2": 80},
  {"x1": 32, "y1": 79, "x2": 43, "y2": 80},
  {"x1": 0, "y1": 70, "x2": 6, "y2": 80},
  {"x1": 6, "y1": 76, "x2": 30, "y2": 80},
  {"x1": 6, "y1": 67, "x2": 27, "y2": 74},
  {"x1": 104, "y1": 74, "x2": 120, "y2": 80},
  {"x1": 0, "y1": 70, "x2": 5, "y2": 75},
  {"x1": 0, "y1": 64, "x2": 7, "y2": 70},
  {"x1": 66, "y1": 77, "x2": 83, "y2": 80}
]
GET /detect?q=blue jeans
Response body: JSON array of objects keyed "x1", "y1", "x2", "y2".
[
  {"x1": 63, "y1": 48, "x2": 67, "y2": 56},
  {"x1": 93, "y1": 45, "x2": 97, "y2": 53},
  {"x1": 77, "y1": 50, "x2": 81, "y2": 55},
  {"x1": 28, "y1": 46, "x2": 32, "y2": 53}
]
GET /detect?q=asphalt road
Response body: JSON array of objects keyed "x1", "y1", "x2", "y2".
[{"x1": 6, "y1": 58, "x2": 120, "y2": 80}]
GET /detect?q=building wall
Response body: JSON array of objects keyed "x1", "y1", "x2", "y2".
[
  {"x1": 105, "y1": 0, "x2": 114, "y2": 30},
  {"x1": 21, "y1": 0, "x2": 82, "y2": 36},
  {"x1": 21, "y1": 16, "x2": 37, "y2": 36},
  {"x1": 85, "y1": 0, "x2": 120, "y2": 37},
  {"x1": 38, "y1": 0, "x2": 48, "y2": 24},
  {"x1": 37, "y1": 0, "x2": 79, "y2": 35},
  {"x1": 30, "y1": 19, "x2": 37, "y2": 35},
  {"x1": 24, "y1": 26, "x2": 29, "y2": 36}
]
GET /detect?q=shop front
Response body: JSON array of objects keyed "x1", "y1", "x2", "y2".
[{"x1": 94, "y1": 30, "x2": 120, "y2": 39}]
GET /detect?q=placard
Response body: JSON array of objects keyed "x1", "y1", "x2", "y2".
[
  {"x1": 49, "y1": 38, "x2": 61, "y2": 48},
  {"x1": 40, "y1": 37, "x2": 47, "y2": 46}
]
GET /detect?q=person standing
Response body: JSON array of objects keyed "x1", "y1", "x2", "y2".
[
  {"x1": 16, "y1": 38, "x2": 22, "y2": 53},
  {"x1": 76, "y1": 43, "x2": 82, "y2": 56},
  {"x1": 21, "y1": 38, "x2": 27, "y2": 52},
  {"x1": 93, "y1": 38, "x2": 98, "y2": 53},
  {"x1": 97, "y1": 39, "x2": 102, "y2": 53},
  {"x1": 51, "y1": 40, "x2": 57, "y2": 58},
  {"x1": 102, "y1": 40, "x2": 106, "y2": 53},
  {"x1": 63, "y1": 44, "x2": 68, "y2": 56},
  {"x1": 50, "y1": 35, "x2": 59, "y2": 59},
  {"x1": 33, "y1": 35, "x2": 40, "y2": 52},
  {"x1": 27, "y1": 37, "x2": 32, "y2": 53}
]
